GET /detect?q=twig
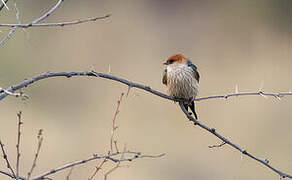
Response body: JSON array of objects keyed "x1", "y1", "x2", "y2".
[
  {"x1": 195, "y1": 91, "x2": 291, "y2": 101},
  {"x1": 208, "y1": 142, "x2": 226, "y2": 148},
  {"x1": 88, "y1": 93, "x2": 125, "y2": 180},
  {"x1": 16, "y1": 111, "x2": 23, "y2": 180},
  {"x1": 110, "y1": 93, "x2": 124, "y2": 153},
  {"x1": 0, "y1": 169, "x2": 26, "y2": 180},
  {"x1": 30, "y1": 151, "x2": 164, "y2": 180},
  {"x1": 27, "y1": 129, "x2": 44, "y2": 180},
  {"x1": 0, "y1": 0, "x2": 64, "y2": 47},
  {"x1": 104, "y1": 146, "x2": 127, "y2": 180},
  {"x1": 0, "y1": 0, "x2": 8, "y2": 11},
  {"x1": 0, "y1": 87, "x2": 29, "y2": 99},
  {"x1": 65, "y1": 167, "x2": 74, "y2": 180},
  {"x1": 0, "y1": 139, "x2": 16, "y2": 177},
  {"x1": 0, "y1": 26, "x2": 17, "y2": 47},
  {"x1": 29, "y1": 0, "x2": 63, "y2": 25},
  {"x1": 87, "y1": 159, "x2": 107, "y2": 180},
  {"x1": 0, "y1": 14, "x2": 111, "y2": 28},
  {"x1": 178, "y1": 102, "x2": 292, "y2": 179}
]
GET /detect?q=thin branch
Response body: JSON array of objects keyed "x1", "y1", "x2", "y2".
[
  {"x1": 110, "y1": 93, "x2": 124, "y2": 153},
  {"x1": 0, "y1": 14, "x2": 111, "y2": 28},
  {"x1": 0, "y1": 169, "x2": 26, "y2": 180},
  {"x1": 0, "y1": 71, "x2": 173, "y2": 101},
  {"x1": 208, "y1": 142, "x2": 226, "y2": 148},
  {"x1": 0, "y1": 0, "x2": 8, "y2": 11},
  {"x1": 0, "y1": 87, "x2": 29, "y2": 99},
  {"x1": 195, "y1": 91, "x2": 291, "y2": 101},
  {"x1": 0, "y1": 26, "x2": 17, "y2": 47},
  {"x1": 65, "y1": 167, "x2": 74, "y2": 180},
  {"x1": 0, "y1": 139, "x2": 16, "y2": 177},
  {"x1": 16, "y1": 111, "x2": 23, "y2": 180},
  {"x1": 87, "y1": 159, "x2": 107, "y2": 180},
  {"x1": 0, "y1": 0, "x2": 63, "y2": 47},
  {"x1": 30, "y1": 151, "x2": 164, "y2": 180},
  {"x1": 178, "y1": 102, "x2": 292, "y2": 179},
  {"x1": 27, "y1": 129, "x2": 44, "y2": 180},
  {"x1": 104, "y1": 146, "x2": 126, "y2": 180},
  {"x1": 30, "y1": 0, "x2": 63, "y2": 25},
  {"x1": 88, "y1": 93, "x2": 125, "y2": 180}
]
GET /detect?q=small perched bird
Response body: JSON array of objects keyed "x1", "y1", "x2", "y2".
[{"x1": 162, "y1": 53, "x2": 200, "y2": 119}]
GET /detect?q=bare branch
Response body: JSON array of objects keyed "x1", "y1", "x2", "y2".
[
  {"x1": 0, "y1": 26, "x2": 17, "y2": 47},
  {"x1": 208, "y1": 142, "x2": 226, "y2": 148},
  {"x1": 0, "y1": 87, "x2": 29, "y2": 99},
  {"x1": 16, "y1": 111, "x2": 23, "y2": 180},
  {"x1": 88, "y1": 93, "x2": 125, "y2": 180},
  {"x1": 30, "y1": 151, "x2": 164, "y2": 180},
  {"x1": 0, "y1": 169, "x2": 26, "y2": 180},
  {"x1": 0, "y1": 14, "x2": 111, "y2": 28},
  {"x1": 0, "y1": 139, "x2": 16, "y2": 177},
  {"x1": 65, "y1": 167, "x2": 74, "y2": 180},
  {"x1": 27, "y1": 129, "x2": 44, "y2": 180},
  {"x1": 195, "y1": 91, "x2": 291, "y2": 101},
  {"x1": 104, "y1": 146, "x2": 126, "y2": 180},
  {"x1": 30, "y1": 0, "x2": 63, "y2": 25},
  {"x1": 87, "y1": 159, "x2": 107, "y2": 180},
  {"x1": 110, "y1": 93, "x2": 124, "y2": 153},
  {"x1": 0, "y1": 71, "x2": 173, "y2": 101},
  {"x1": 0, "y1": 0, "x2": 8, "y2": 12},
  {"x1": 0, "y1": 0, "x2": 63, "y2": 47},
  {"x1": 178, "y1": 102, "x2": 292, "y2": 179}
]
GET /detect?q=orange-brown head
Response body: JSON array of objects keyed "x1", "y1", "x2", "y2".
[{"x1": 163, "y1": 53, "x2": 188, "y2": 65}]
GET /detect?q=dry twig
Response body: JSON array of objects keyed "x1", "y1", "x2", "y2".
[
  {"x1": 29, "y1": 151, "x2": 164, "y2": 180},
  {"x1": 0, "y1": 0, "x2": 8, "y2": 12},
  {"x1": 0, "y1": 139, "x2": 15, "y2": 177},
  {"x1": 0, "y1": 14, "x2": 111, "y2": 28},
  {"x1": 88, "y1": 92, "x2": 125, "y2": 180},
  {"x1": 65, "y1": 167, "x2": 74, "y2": 180},
  {"x1": 208, "y1": 142, "x2": 227, "y2": 148},
  {"x1": 27, "y1": 129, "x2": 44, "y2": 180},
  {"x1": 16, "y1": 111, "x2": 23, "y2": 180}
]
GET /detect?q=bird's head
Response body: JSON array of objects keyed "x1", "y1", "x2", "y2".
[{"x1": 163, "y1": 53, "x2": 187, "y2": 66}]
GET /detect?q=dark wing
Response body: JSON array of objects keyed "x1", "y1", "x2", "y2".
[
  {"x1": 162, "y1": 69, "x2": 167, "y2": 85},
  {"x1": 187, "y1": 60, "x2": 200, "y2": 82}
]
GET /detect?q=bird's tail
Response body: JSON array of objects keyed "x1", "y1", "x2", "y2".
[
  {"x1": 182, "y1": 101, "x2": 198, "y2": 119},
  {"x1": 190, "y1": 101, "x2": 198, "y2": 119}
]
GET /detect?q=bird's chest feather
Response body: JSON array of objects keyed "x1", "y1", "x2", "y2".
[{"x1": 166, "y1": 64, "x2": 199, "y2": 99}]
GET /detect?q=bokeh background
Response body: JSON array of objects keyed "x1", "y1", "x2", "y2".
[{"x1": 0, "y1": 0, "x2": 292, "y2": 179}]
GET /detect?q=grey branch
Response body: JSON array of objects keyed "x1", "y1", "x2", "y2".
[
  {"x1": 1, "y1": 0, "x2": 63, "y2": 47},
  {"x1": 16, "y1": 111, "x2": 23, "y2": 180},
  {"x1": 179, "y1": 102, "x2": 292, "y2": 179},
  {"x1": 0, "y1": 0, "x2": 8, "y2": 12},
  {"x1": 0, "y1": 71, "x2": 291, "y2": 179},
  {"x1": 0, "y1": 139, "x2": 16, "y2": 177},
  {"x1": 195, "y1": 91, "x2": 291, "y2": 101},
  {"x1": 29, "y1": 151, "x2": 164, "y2": 180},
  {"x1": 0, "y1": 15, "x2": 111, "y2": 28}
]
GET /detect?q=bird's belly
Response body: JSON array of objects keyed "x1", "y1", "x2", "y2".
[{"x1": 167, "y1": 73, "x2": 199, "y2": 100}]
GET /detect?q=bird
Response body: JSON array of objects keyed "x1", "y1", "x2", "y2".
[{"x1": 162, "y1": 53, "x2": 200, "y2": 119}]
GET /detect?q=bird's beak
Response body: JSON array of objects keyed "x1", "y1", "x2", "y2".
[{"x1": 163, "y1": 62, "x2": 168, "y2": 65}]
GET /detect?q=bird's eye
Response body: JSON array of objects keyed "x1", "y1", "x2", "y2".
[{"x1": 168, "y1": 59, "x2": 175, "y2": 64}]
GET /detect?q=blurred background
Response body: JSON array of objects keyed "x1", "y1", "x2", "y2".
[{"x1": 0, "y1": 0, "x2": 292, "y2": 179}]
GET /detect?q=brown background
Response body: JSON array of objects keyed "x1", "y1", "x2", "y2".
[{"x1": 0, "y1": 0, "x2": 292, "y2": 179}]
